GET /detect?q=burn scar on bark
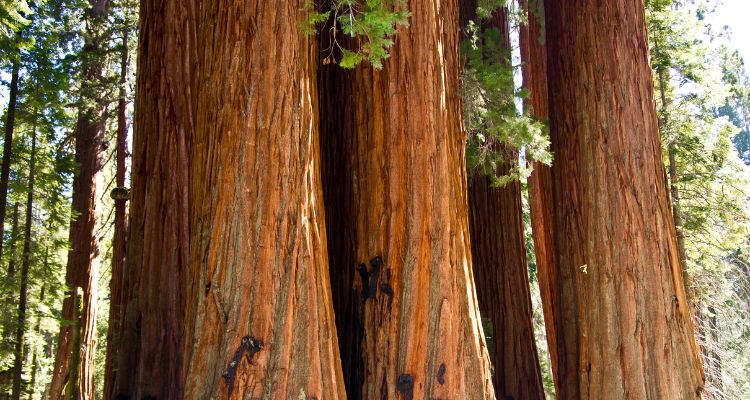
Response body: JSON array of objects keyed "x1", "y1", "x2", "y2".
[
  {"x1": 396, "y1": 373, "x2": 414, "y2": 399},
  {"x1": 222, "y1": 335, "x2": 263, "y2": 399},
  {"x1": 379, "y1": 283, "x2": 394, "y2": 299},
  {"x1": 436, "y1": 363, "x2": 446, "y2": 385},
  {"x1": 357, "y1": 263, "x2": 369, "y2": 301},
  {"x1": 367, "y1": 256, "x2": 382, "y2": 299}
]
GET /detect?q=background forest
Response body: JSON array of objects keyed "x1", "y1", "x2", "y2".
[{"x1": 0, "y1": 0, "x2": 747, "y2": 399}]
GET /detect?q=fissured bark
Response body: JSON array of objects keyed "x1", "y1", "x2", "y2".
[
  {"x1": 103, "y1": 24, "x2": 131, "y2": 400},
  {"x1": 461, "y1": 3, "x2": 545, "y2": 398},
  {"x1": 112, "y1": 0, "x2": 194, "y2": 398},
  {"x1": 181, "y1": 1, "x2": 345, "y2": 398},
  {"x1": 347, "y1": 0, "x2": 495, "y2": 397},
  {"x1": 545, "y1": 0, "x2": 705, "y2": 397}
]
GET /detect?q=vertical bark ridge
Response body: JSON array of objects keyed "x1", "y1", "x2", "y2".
[{"x1": 545, "y1": 0, "x2": 705, "y2": 398}]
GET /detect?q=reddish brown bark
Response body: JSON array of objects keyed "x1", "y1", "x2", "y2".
[
  {"x1": 519, "y1": 0, "x2": 560, "y2": 392},
  {"x1": 49, "y1": 3, "x2": 108, "y2": 395},
  {"x1": 544, "y1": 0, "x2": 705, "y2": 397},
  {"x1": 112, "y1": 0, "x2": 194, "y2": 398},
  {"x1": 460, "y1": 4, "x2": 545, "y2": 399},
  {"x1": 181, "y1": 1, "x2": 345, "y2": 398},
  {"x1": 103, "y1": 24, "x2": 130, "y2": 400},
  {"x1": 346, "y1": 0, "x2": 494, "y2": 397},
  {"x1": 49, "y1": 77, "x2": 105, "y2": 400}
]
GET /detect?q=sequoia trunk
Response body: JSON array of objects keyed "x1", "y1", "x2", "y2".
[
  {"x1": 112, "y1": 0, "x2": 193, "y2": 397},
  {"x1": 181, "y1": 1, "x2": 345, "y2": 398},
  {"x1": 519, "y1": 0, "x2": 560, "y2": 392},
  {"x1": 48, "y1": 2, "x2": 108, "y2": 398},
  {"x1": 348, "y1": 0, "x2": 495, "y2": 397},
  {"x1": 545, "y1": 0, "x2": 705, "y2": 397},
  {"x1": 103, "y1": 25, "x2": 130, "y2": 400},
  {"x1": 463, "y1": 4, "x2": 544, "y2": 399}
]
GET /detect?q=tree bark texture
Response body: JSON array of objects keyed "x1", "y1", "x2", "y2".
[
  {"x1": 544, "y1": 0, "x2": 705, "y2": 398},
  {"x1": 519, "y1": 0, "x2": 560, "y2": 392},
  {"x1": 461, "y1": 3, "x2": 545, "y2": 399},
  {"x1": 112, "y1": 0, "x2": 194, "y2": 398},
  {"x1": 49, "y1": 2, "x2": 108, "y2": 398},
  {"x1": 181, "y1": 1, "x2": 345, "y2": 398},
  {"x1": 346, "y1": 0, "x2": 495, "y2": 397},
  {"x1": 103, "y1": 25, "x2": 130, "y2": 400},
  {"x1": 11, "y1": 124, "x2": 36, "y2": 400}
]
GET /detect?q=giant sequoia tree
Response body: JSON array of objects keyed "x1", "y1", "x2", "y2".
[
  {"x1": 114, "y1": 1, "x2": 348, "y2": 398},
  {"x1": 181, "y1": 1, "x2": 345, "y2": 398},
  {"x1": 344, "y1": 0, "x2": 495, "y2": 397},
  {"x1": 110, "y1": 0, "x2": 192, "y2": 397},
  {"x1": 49, "y1": 1, "x2": 108, "y2": 398},
  {"x1": 544, "y1": 0, "x2": 705, "y2": 397}
]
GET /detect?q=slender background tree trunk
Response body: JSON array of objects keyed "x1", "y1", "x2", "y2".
[
  {"x1": 49, "y1": 2, "x2": 108, "y2": 398},
  {"x1": 460, "y1": 3, "x2": 545, "y2": 398},
  {"x1": 519, "y1": 0, "x2": 560, "y2": 393},
  {"x1": 0, "y1": 56, "x2": 20, "y2": 264},
  {"x1": 103, "y1": 25, "x2": 129, "y2": 400},
  {"x1": 11, "y1": 123, "x2": 37, "y2": 400},
  {"x1": 544, "y1": 0, "x2": 705, "y2": 397}
]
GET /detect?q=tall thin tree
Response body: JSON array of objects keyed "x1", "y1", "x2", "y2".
[
  {"x1": 519, "y1": 0, "x2": 559, "y2": 392},
  {"x1": 0, "y1": 53, "x2": 20, "y2": 263},
  {"x1": 461, "y1": 3, "x2": 545, "y2": 397},
  {"x1": 11, "y1": 118, "x2": 37, "y2": 400},
  {"x1": 103, "y1": 22, "x2": 129, "y2": 400},
  {"x1": 48, "y1": 1, "x2": 108, "y2": 398}
]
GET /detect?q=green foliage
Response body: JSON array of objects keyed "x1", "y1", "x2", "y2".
[
  {"x1": 461, "y1": 11, "x2": 551, "y2": 187},
  {"x1": 305, "y1": 0, "x2": 409, "y2": 69},
  {"x1": 647, "y1": 1, "x2": 750, "y2": 397}
]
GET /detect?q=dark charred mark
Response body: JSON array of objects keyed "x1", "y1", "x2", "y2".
[
  {"x1": 223, "y1": 335, "x2": 263, "y2": 399},
  {"x1": 204, "y1": 282, "x2": 211, "y2": 296},
  {"x1": 436, "y1": 363, "x2": 446, "y2": 385},
  {"x1": 367, "y1": 256, "x2": 382, "y2": 299},
  {"x1": 379, "y1": 283, "x2": 393, "y2": 298},
  {"x1": 396, "y1": 373, "x2": 414, "y2": 399},
  {"x1": 115, "y1": 396, "x2": 131, "y2": 400},
  {"x1": 357, "y1": 263, "x2": 369, "y2": 301}
]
